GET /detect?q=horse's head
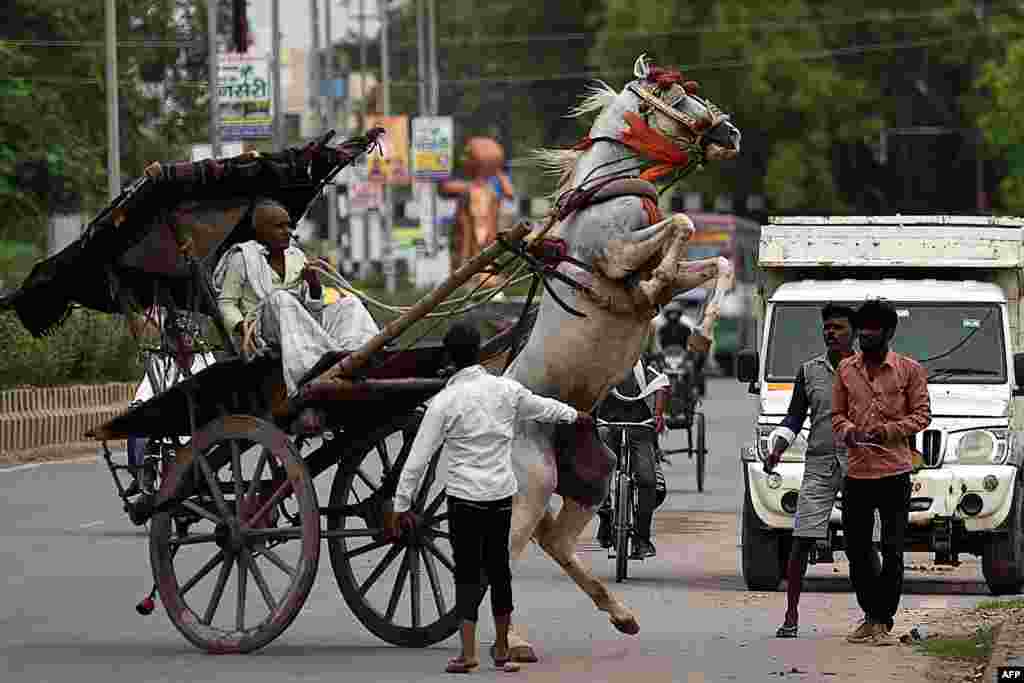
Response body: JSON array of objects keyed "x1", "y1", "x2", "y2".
[
  {"x1": 546, "y1": 55, "x2": 741, "y2": 193},
  {"x1": 632, "y1": 55, "x2": 740, "y2": 161},
  {"x1": 623, "y1": 54, "x2": 740, "y2": 178}
]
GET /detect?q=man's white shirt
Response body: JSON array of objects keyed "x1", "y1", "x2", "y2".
[
  {"x1": 134, "y1": 352, "x2": 218, "y2": 403},
  {"x1": 393, "y1": 365, "x2": 579, "y2": 513}
]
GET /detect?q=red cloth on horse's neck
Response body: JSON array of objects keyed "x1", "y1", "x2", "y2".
[{"x1": 573, "y1": 112, "x2": 690, "y2": 182}]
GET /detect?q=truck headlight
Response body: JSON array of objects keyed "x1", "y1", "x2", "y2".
[
  {"x1": 755, "y1": 425, "x2": 806, "y2": 463},
  {"x1": 953, "y1": 429, "x2": 1008, "y2": 465}
]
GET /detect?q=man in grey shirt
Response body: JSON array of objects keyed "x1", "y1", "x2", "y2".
[{"x1": 765, "y1": 303, "x2": 857, "y2": 638}]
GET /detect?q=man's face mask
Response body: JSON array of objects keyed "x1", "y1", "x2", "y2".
[{"x1": 857, "y1": 324, "x2": 889, "y2": 352}]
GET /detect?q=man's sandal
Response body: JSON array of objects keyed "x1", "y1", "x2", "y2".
[
  {"x1": 491, "y1": 655, "x2": 521, "y2": 673},
  {"x1": 445, "y1": 656, "x2": 479, "y2": 674},
  {"x1": 776, "y1": 623, "x2": 798, "y2": 638}
]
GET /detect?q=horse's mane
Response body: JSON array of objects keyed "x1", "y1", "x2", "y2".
[{"x1": 532, "y1": 80, "x2": 620, "y2": 200}]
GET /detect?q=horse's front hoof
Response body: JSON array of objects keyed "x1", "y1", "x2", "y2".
[
  {"x1": 510, "y1": 645, "x2": 539, "y2": 663},
  {"x1": 610, "y1": 615, "x2": 640, "y2": 635}
]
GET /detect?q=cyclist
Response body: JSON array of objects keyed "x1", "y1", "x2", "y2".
[
  {"x1": 125, "y1": 308, "x2": 216, "y2": 496},
  {"x1": 595, "y1": 359, "x2": 670, "y2": 559}
]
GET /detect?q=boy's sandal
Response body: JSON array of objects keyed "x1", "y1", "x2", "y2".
[
  {"x1": 445, "y1": 656, "x2": 479, "y2": 674},
  {"x1": 776, "y1": 623, "x2": 798, "y2": 638}
]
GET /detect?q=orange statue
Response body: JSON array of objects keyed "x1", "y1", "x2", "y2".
[{"x1": 438, "y1": 137, "x2": 515, "y2": 285}]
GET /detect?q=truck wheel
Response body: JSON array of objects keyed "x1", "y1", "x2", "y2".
[
  {"x1": 741, "y1": 485, "x2": 787, "y2": 590},
  {"x1": 982, "y1": 481, "x2": 1024, "y2": 596}
]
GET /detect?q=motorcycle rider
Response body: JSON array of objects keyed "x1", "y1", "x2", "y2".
[{"x1": 656, "y1": 299, "x2": 707, "y2": 397}]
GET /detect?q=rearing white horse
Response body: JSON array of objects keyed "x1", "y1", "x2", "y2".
[{"x1": 500, "y1": 55, "x2": 741, "y2": 662}]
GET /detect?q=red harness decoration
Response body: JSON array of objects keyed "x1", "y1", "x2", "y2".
[
  {"x1": 621, "y1": 112, "x2": 690, "y2": 181},
  {"x1": 641, "y1": 196, "x2": 663, "y2": 225},
  {"x1": 572, "y1": 112, "x2": 691, "y2": 183}
]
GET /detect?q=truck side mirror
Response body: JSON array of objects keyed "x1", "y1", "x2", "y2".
[
  {"x1": 1014, "y1": 353, "x2": 1024, "y2": 396},
  {"x1": 736, "y1": 349, "x2": 759, "y2": 384}
]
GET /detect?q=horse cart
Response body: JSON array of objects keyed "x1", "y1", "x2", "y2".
[{"x1": 0, "y1": 130, "x2": 542, "y2": 654}]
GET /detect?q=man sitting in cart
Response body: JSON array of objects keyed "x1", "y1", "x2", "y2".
[{"x1": 212, "y1": 199, "x2": 380, "y2": 398}]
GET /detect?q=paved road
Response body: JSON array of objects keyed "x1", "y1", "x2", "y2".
[{"x1": 0, "y1": 377, "x2": 996, "y2": 683}]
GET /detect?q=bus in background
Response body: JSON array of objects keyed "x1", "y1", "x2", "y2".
[{"x1": 674, "y1": 213, "x2": 760, "y2": 376}]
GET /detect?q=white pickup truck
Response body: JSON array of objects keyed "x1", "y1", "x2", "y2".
[{"x1": 736, "y1": 215, "x2": 1024, "y2": 595}]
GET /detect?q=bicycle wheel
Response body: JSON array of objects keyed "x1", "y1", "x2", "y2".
[
  {"x1": 614, "y1": 471, "x2": 632, "y2": 582},
  {"x1": 696, "y1": 412, "x2": 707, "y2": 493}
]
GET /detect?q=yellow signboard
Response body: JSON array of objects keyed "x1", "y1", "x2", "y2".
[{"x1": 365, "y1": 115, "x2": 410, "y2": 185}]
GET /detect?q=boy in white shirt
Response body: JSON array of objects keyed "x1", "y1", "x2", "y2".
[{"x1": 388, "y1": 322, "x2": 592, "y2": 674}]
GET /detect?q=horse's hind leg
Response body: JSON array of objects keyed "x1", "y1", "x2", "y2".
[{"x1": 535, "y1": 498, "x2": 639, "y2": 633}]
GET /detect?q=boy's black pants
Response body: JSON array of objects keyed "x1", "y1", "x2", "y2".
[{"x1": 448, "y1": 495, "x2": 514, "y2": 623}]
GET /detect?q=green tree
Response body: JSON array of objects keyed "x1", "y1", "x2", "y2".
[
  {"x1": 0, "y1": 0, "x2": 221, "y2": 285},
  {"x1": 976, "y1": 12, "x2": 1024, "y2": 214},
  {"x1": 590, "y1": 1, "x2": 1001, "y2": 214},
  {"x1": 343, "y1": 0, "x2": 606, "y2": 198}
]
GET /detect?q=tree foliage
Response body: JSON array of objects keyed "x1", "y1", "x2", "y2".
[
  {"x1": 976, "y1": 9, "x2": 1024, "y2": 214},
  {"x1": 359, "y1": 0, "x2": 1020, "y2": 215},
  {"x1": 0, "y1": 0, "x2": 221, "y2": 284}
]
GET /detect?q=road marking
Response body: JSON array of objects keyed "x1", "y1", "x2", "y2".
[
  {"x1": 0, "y1": 454, "x2": 103, "y2": 474},
  {"x1": 0, "y1": 463, "x2": 41, "y2": 474},
  {"x1": 79, "y1": 520, "x2": 105, "y2": 529}
]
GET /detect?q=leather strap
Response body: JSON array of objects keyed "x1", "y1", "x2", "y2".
[{"x1": 555, "y1": 176, "x2": 659, "y2": 222}]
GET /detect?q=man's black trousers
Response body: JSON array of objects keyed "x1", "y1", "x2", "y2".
[{"x1": 841, "y1": 472, "x2": 912, "y2": 630}]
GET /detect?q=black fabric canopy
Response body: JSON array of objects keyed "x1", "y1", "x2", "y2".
[{"x1": 1, "y1": 129, "x2": 382, "y2": 337}]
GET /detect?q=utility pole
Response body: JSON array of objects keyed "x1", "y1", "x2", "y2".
[
  {"x1": 359, "y1": 0, "x2": 367, "y2": 109},
  {"x1": 427, "y1": 0, "x2": 438, "y2": 116},
  {"x1": 208, "y1": 0, "x2": 221, "y2": 158},
  {"x1": 325, "y1": 0, "x2": 338, "y2": 265},
  {"x1": 310, "y1": 0, "x2": 321, "y2": 136},
  {"x1": 426, "y1": 0, "x2": 440, "y2": 255},
  {"x1": 416, "y1": 0, "x2": 427, "y2": 112},
  {"x1": 379, "y1": 0, "x2": 395, "y2": 293},
  {"x1": 271, "y1": 0, "x2": 283, "y2": 150},
  {"x1": 105, "y1": 0, "x2": 120, "y2": 199}
]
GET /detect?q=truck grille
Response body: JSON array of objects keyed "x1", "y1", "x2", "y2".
[{"x1": 916, "y1": 429, "x2": 943, "y2": 467}]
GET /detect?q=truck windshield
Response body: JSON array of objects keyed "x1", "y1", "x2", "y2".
[{"x1": 766, "y1": 303, "x2": 1006, "y2": 384}]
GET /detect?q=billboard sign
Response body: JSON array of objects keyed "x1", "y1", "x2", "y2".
[
  {"x1": 411, "y1": 116, "x2": 453, "y2": 180},
  {"x1": 349, "y1": 181, "x2": 384, "y2": 213},
  {"x1": 218, "y1": 54, "x2": 273, "y2": 140},
  {"x1": 364, "y1": 115, "x2": 410, "y2": 184}
]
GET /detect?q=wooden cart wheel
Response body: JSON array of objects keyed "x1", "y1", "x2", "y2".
[
  {"x1": 327, "y1": 412, "x2": 466, "y2": 647},
  {"x1": 149, "y1": 415, "x2": 320, "y2": 654}
]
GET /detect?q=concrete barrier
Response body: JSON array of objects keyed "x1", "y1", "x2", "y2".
[{"x1": 0, "y1": 382, "x2": 136, "y2": 461}]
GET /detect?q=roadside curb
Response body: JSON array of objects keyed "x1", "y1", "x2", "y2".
[{"x1": 984, "y1": 608, "x2": 1024, "y2": 682}]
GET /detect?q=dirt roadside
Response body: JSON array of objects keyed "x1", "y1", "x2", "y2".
[
  {"x1": 0, "y1": 442, "x2": 111, "y2": 466},
  {"x1": 645, "y1": 511, "x2": 1021, "y2": 683}
]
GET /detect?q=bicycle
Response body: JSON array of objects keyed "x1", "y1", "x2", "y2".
[
  {"x1": 597, "y1": 417, "x2": 657, "y2": 583},
  {"x1": 649, "y1": 346, "x2": 707, "y2": 492}
]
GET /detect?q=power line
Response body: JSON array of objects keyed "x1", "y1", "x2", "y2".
[
  {"x1": 2, "y1": 26, "x2": 1015, "y2": 90},
  {"x1": 1, "y1": 38, "x2": 204, "y2": 49},
  {"x1": 384, "y1": 5, "x2": 1016, "y2": 50}
]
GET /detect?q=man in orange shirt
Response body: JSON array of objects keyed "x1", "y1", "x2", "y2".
[{"x1": 831, "y1": 299, "x2": 931, "y2": 645}]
